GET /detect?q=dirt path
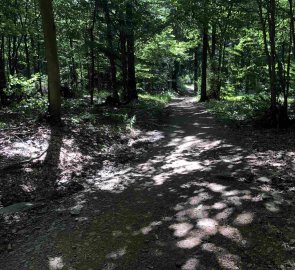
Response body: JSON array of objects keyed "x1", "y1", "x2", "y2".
[{"x1": 1, "y1": 97, "x2": 295, "y2": 270}]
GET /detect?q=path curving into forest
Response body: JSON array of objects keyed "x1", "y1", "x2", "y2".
[{"x1": 2, "y1": 97, "x2": 295, "y2": 270}]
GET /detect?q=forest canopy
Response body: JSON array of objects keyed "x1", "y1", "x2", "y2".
[{"x1": 0, "y1": 0, "x2": 295, "y2": 127}]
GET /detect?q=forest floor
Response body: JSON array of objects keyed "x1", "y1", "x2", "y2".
[{"x1": 1, "y1": 97, "x2": 295, "y2": 270}]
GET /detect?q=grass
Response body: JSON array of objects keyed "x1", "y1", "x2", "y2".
[
  {"x1": 137, "y1": 92, "x2": 174, "y2": 112},
  {"x1": 139, "y1": 91, "x2": 174, "y2": 104}
]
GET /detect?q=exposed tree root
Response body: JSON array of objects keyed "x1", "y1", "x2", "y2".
[{"x1": 0, "y1": 148, "x2": 48, "y2": 171}]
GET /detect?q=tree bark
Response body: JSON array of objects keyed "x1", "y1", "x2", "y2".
[
  {"x1": 200, "y1": 25, "x2": 209, "y2": 102},
  {"x1": 126, "y1": 2, "x2": 138, "y2": 101},
  {"x1": 39, "y1": 0, "x2": 61, "y2": 121},
  {"x1": 24, "y1": 34, "x2": 31, "y2": 78},
  {"x1": 119, "y1": 7, "x2": 128, "y2": 98},
  {"x1": 268, "y1": 0, "x2": 277, "y2": 110},
  {"x1": 288, "y1": 0, "x2": 295, "y2": 57},
  {"x1": 258, "y1": 0, "x2": 271, "y2": 79},
  {"x1": 172, "y1": 60, "x2": 179, "y2": 92},
  {"x1": 89, "y1": 1, "x2": 98, "y2": 105},
  {"x1": 69, "y1": 37, "x2": 78, "y2": 89},
  {"x1": 194, "y1": 46, "x2": 199, "y2": 94},
  {"x1": 120, "y1": 25, "x2": 128, "y2": 99},
  {"x1": 209, "y1": 24, "x2": 219, "y2": 99},
  {"x1": 102, "y1": 0, "x2": 119, "y2": 100},
  {"x1": 0, "y1": 36, "x2": 7, "y2": 106}
]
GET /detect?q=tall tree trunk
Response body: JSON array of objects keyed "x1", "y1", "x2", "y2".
[
  {"x1": 39, "y1": 0, "x2": 61, "y2": 121},
  {"x1": 126, "y1": 2, "x2": 138, "y2": 100},
  {"x1": 211, "y1": 24, "x2": 217, "y2": 58},
  {"x1": 288, "y1": 0, "x2": 295, "y2": 57},
  {"x1": 24, "y1": 34, "x2": 31, "y2": 78},
  {"x1": 268, "y1": 0, "x2": 277, "y2": 110},
  {"x1": 89, "y1": 27, "x2": 95, "y2": 104},
  {"x1": 37, "y1": 40, "x2": 43, "y2": 96},
  {"x1": 194, "y1": 46, "x2": 199, "y2": 94},
  {"x1": 200, "y1": 25, "x2": 209, "y2": 102},
  {"x1": 0, "y1": 36, "x2": 7, "y2": 106},
  {"x1": 209, "y1": 24, "x2": 219, "y2": 99},
  {"x1": 285, "y1": 41, "x2": 291, "y2": 111},
  {"x1": 89, "y1": 1, "x2": 98, "y2": 105},
  {"x1": 258, "y1": 0, "x2": 271, "y2": 79},
  {"x1": 284, "y1": 2, "x2": 294, "y2": 113},
  {"x1": 216, "y1": 42, "x2": 225, "y2": 100},
  {"x1": 103, "y1": 0, "x2": 119, "y2": 100},
  {"x1": 11, "y1": 36, "x2": 17, "y2": 75},
  {"x1": 69, "y1": 37, "x2": 78, "y2": 89},
  {"x1": 8, "y1": 37, "x2": 12, "y2": 75},
  {"x1": 172, "y1": 60, "x2": 179, "y2": 92},
  {"x1": 120, "y1": 25, "x2": 128, "y2": 99}
]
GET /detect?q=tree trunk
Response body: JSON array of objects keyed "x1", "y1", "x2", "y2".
[
  {"x1": 172, "y1": 60, "x2": 179, "y2": 92},
  {"x1": 120, "y1": 27, "x2": 128, "y2": 99},
  {"x1": 209, "y1": 24, "x2": 219, "y2": 99},
  {"x1": 24, "y1": 34, "x2": 31, "y2": 78},
  {"x1": 69, "y1": 37, "x2": 78, "y2": 89},
  {"x1": 103, "y1": 0, "x2": 119, "y2": 100},
  {"x1": 258, "y1": 0, "x2": 271, "y2": 79},
  {"x1": 89, "y1": 1, "x2": 98, "y2": 105},
  {"x1": 285, "y1": 41, "x2": 291, "y2": 111},
  {"x1": 0, "y1": 36, "x2": 7, "y2": 106},
  {"x1": 268, "y1": 0, "x2": 277, "y2": 110},
  {"x1": 200, "y1": 25, "x2": 209, "y2": 102},
  {"x1": 89, "y1": 27, "x2": 95, "y2": 104},
  {"x1": 11, "y1": 36, "x2": 17, "y2": 75},
  {"x1": 194, "y1": 46, "x2": 199, "y2": 94},
  {"x1": 37, "y1": 40, "x2": 43, "y2": 96},
  {"x1": 39, "y1": 0, "x2": 61, "y2": 121},
  {"x1": 8, "y1": 37, "x2": 12, "y2": 75},
  {"x1": 215, "y1": 42, "x2": 225, "y2": 100},
  {"x1": 288, "y1": 0, "x2": 295, "y2": 57},
  {"x1": 126, "y1": 2, "x2": 138, "y2": 101}
]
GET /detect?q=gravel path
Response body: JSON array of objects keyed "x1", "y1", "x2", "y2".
[{"x1": 1, "y1": 97, "x2": 295, "y2": 270}]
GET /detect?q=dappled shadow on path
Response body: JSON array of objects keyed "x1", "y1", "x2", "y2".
[
  {"x1": 51, "y1": 98, "x2": 295, "y2": 270},
  {"x1": 2, "y1": 98, "x2": 295, "y2": 270}
]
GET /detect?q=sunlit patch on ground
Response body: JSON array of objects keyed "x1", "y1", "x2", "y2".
[
  {"x1": 0, "y1": 128, "x2": 50, "y2": 160},
  {"x1": 2, "y1": 98, "x2": 295, "y2": 270},
  {"x1": 48, "y1": 256, "x2": 64, "y2": 270}
]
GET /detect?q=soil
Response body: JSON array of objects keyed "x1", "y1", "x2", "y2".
[{"x1": 1, "y1": 97, "x2": 295, "y2": 270}]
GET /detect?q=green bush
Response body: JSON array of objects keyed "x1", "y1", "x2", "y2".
[{"x1": 207, "y1": 94, "x2": 270, "y2": 125}]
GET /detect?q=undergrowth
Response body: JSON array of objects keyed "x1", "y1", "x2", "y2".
[
  {"x1": 0, "y1": 90, "x2": 174, "y2": 131},
  {"x1": 207, "y1": 95, "x2": 270, "y2": 125}
]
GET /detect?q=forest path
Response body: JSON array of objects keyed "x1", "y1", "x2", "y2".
[{"x1": 2, "y1": 97, "x2": 295, "y2": 270}]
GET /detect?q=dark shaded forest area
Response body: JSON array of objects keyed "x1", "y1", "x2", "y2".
[{"x1": 1, "y1": 0, "x2": 295, "y2": 269}]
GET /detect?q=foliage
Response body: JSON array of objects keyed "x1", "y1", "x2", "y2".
[
  {"x1": 1, "y1": 0, "x2": 295, "y2": 127},
  {"x1": 65, "y1": 91, "x2": 174, "y2": 131},
  {"x1": 207, "y1": 95, "x2": 270, "y2": 125},
  {"x1": 3, "y1": 75, "x2": 47, "y2": 114},
  {"x1": 5, "y1": 74, "x2": 40, "y2": 99},
  {"x1": 137, "y1": 28, "x2": 190, "y2": 91}
]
